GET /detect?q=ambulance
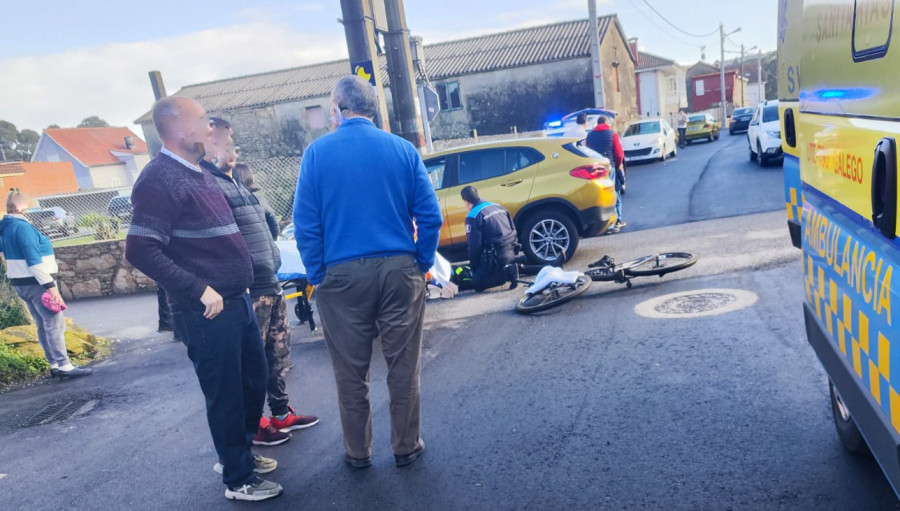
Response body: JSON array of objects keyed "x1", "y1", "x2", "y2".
[{"x1": 780, "y1": 0, "x2": 900, "y2": 496}]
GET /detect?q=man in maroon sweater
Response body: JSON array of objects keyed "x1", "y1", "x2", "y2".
[{"x1": 125, "y1": 97, "x2": 282, "y2": 502}]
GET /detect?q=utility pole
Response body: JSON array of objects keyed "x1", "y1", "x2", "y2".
[
  {"x1": 740, "y1": 44, "x2": 745, "y2": 106},
  {"x1": 148, "y1": 71, "x2": 167, "y2": 101},
  {"x1": 410, "y1": 36, "x2": 435, "y2": 153},
  {"x1": 384, "y1": 0, "x2": 425, "y2": 148},
  {"x1": 719, "y1": 23, "x2": 740, "y2": 127},
  {"x1": 339, "y1": 0, "x2": 391, "y2": 130},
  {"x1": 588, "y1": 0, "x2": 605, "y2": 108},
  {"x1": 757, "y1": 49, "x2": 763, "y2": 102}
]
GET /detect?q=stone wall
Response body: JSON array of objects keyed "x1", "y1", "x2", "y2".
[{"x1": 54, "y1": 240, "x2": 156, "y2": 300}]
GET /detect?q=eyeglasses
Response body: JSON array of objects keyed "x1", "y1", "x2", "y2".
[{"x1": 8, "y1": 187, "x2": 20, "y2": 195}]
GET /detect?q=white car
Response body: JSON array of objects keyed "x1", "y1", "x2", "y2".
[
  {"x1": 621, "y1": 118, "x2": 678, "y2": 163},
  {"x1": 747, "y1": 100, "x2": 783, "y2": 166}
]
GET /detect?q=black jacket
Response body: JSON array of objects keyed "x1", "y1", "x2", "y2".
[
  {"x1": 202, "y1": 161, "x2": 281, "y2": 296},
  {"x1": 465, "y1": 201, "x2": 517, "y2": 290}
]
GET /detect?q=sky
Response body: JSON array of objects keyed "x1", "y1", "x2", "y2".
[{"x1": 0, "y1": 0, "x2": 777, "y2": 133}]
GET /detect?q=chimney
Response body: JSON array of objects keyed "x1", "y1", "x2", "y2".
[
  {"x1": 124, "y1": 136, "x2": 135, "y2": 149},
  {"x1": 628, "y1": 37, "x2": 638, "y2": 61}
]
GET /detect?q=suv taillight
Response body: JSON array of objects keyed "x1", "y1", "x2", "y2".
[{"x1": 569, "y1": 164, "x2": 609, "y2": 180}]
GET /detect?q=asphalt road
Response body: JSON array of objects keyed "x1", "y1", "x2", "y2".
[{"x1": 1, "y1": 136, "x2": 898, "y2": 510}]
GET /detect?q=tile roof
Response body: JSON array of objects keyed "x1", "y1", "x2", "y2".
[
  {"x1": 635, "y1": 51, "x2": 676, "y2": 71},
  {"x1": 136, "y1": 16, "x2": 629, "y2": 123},
  {"x1": 0, "y1": 163, "x2": 26, "y2": 175},
  {"x1": 44, "y1": 127, "x2": 148, "y2": 166}
]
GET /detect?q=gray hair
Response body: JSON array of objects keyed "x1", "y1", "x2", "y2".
[{"x1": 331, "y1": 76, "x2": 378, "y2": 118}]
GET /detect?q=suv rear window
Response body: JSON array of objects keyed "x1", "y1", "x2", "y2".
[
  {"x1": 762, "y1": 105, "x2": 779, "y2": 123},
  {"x1": 562, "y1": 143, "x2": 602, "y2": 159}
]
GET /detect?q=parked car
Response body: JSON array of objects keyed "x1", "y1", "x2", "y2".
[
  {"x1": 23, "y1": 207, "x2": 78, "y2": 238},
  {"x1": 684, "y1": 113, "x2": 720, "y2": 143},
  {"x1": 107, "y1": 195, "x2": 133, "y2": 225},
  {"x1": 424, "y1": 137, "x2": 617, "y2": 264},
  {"x1": 729, "y1": 107, "x2": 756, "y2": 135},
  {"x1": 747, "y1": 100, "x2": 783, "y2": 166},
  {"x1": 543, "y1": 108, "x2": 618, "y2": 137},
  {"x1": 621, "y1": 118, "x2": 678, "y2": 163}
]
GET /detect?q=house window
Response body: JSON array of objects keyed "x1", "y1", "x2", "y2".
[
  {"x1": 306, "y1": 106, "x2": 326, "y2": 130},
  {"x1": 612, "y1": 67, "x2": 620, "y2": 93},
  {"x1": 436, "y1": 81, "x2": 462, "y2": 111},
  {"x1": 696, "y1": 80, "x2": 705, "y2": 96},
  {"x1": 667, "y1": 77, "x2": 677, "y2": 93}
]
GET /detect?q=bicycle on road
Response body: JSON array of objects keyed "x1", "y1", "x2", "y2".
[{"x1": 514, "y1": 252, "x2": 698, "y2": 314}]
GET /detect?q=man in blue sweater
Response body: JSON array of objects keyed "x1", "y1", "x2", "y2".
[{"x1": 294, "y1": 75, "x2": 442, "y2": 469}]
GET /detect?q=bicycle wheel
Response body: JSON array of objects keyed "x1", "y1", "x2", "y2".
[
  {"x1": 515, "y1": 275, "x2": 592, "y2": 314},
  {"x1": 623, "y1": 252, "x2": 697, "y2": 277}
]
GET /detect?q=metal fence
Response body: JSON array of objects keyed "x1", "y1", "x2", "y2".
[{"x1": 28, "y1": 131, "x2": 546, "y2": 247}]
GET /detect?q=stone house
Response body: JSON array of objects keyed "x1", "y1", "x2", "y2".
[
  {"x1": 31, "y1": 127, "x2": 150, "y2": 190},
  {"x1": 629, "y1": 39, "x2": 687, "y2": 128},
  {"x1": 134, "y1": 16, "x2": 638, "y2": 160}
]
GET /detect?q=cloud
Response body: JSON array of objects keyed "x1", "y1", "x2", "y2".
[{"x1": 0, "y1": 22, "x2": 347, "y2": 132}]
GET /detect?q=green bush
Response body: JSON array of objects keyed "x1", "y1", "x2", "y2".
[
  {"x1": 78, "y1": 212, "x2": 120, "y2": 240},
  {"x1": 0, "y1": 260, "x2": 31, "y2": 330},
  {"x1": 0, "y1": 341, "x2": 41, "y2": 385}
]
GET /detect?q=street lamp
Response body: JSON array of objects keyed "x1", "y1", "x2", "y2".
[{"x1": 720, "y1": 24, "x2": 740, "y2": 127}]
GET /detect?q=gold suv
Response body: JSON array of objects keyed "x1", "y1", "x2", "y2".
[{"x1": 423, "y1": 137, "x2": 617, "y2": 264}]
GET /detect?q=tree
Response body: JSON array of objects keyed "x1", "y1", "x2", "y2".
[
  {"x1": 16, "y1": 130, "x2": 39, "y2": 160},
  {"x1": 0, "y1": 120, "x2": 17, "y2": 161},
  {"x1": 46, "y1": 124, "x2": 60, "y2": 129},
  {"x1": 77, "y1": 116, "x2": 110, "y2": 128}
]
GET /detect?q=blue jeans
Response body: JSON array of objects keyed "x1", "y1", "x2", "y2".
[
  {"x1": 173, "y1": 294, "x2": 268, "y2": 487},
  {"x1": 14, "y1": 284, "x2": 70, "y2": 368}
]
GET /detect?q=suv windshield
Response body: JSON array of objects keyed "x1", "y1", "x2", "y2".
[
  {"x1": 624, "y1": 122, "x2": 660, "y2": 137},
  {"x1": 762, "y1": 105, "x2": 779, "y2": 123}
]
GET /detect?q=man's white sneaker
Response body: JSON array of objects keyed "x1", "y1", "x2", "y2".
[
  {"x1": 213, "y1": 455, "x2": 277, "y2": 475},
  {"x1": 224, "y1": 475, "x2": 283, "y2": 501}
]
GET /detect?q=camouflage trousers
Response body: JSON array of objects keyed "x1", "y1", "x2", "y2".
[{"x1": 252, "y1": 293, "x2": 293, "y2": 417}]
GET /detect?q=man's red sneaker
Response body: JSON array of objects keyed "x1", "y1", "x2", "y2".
[
  {"x1": 253, "y1": 416, "x2": 291, "y2": 446},
  {"x1": 270, "y1": 406, "x2": 319, "y2": 433}
]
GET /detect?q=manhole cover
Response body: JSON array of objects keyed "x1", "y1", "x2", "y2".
[
  {"x1": 654, "y1": 292, "x2": 737, "y2": 314},
  {"x1": 634, "y1": 288, "x2": 758, "y2": 319},
  {"x1": 21, "y1": 394, "x2": 100, "y2": 427}
]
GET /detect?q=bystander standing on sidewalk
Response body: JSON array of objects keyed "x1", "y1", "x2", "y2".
[
  {"x1": 126, "y1": 97, "x2": 281, "y2": 502},
  {"x1": 0, "y1": 190, "x2": 92, "y2": 379},
  {"x1": 586, "y1": 115, "x2": 626, "y2": 233},
  {"x1": 294, "y1": 75, "x2": 442, "y2": 469},
  {"x1": 202, "y1": 118, "x2": 319, "y2": 450}
]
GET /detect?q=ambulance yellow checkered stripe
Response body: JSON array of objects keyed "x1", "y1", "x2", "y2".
[
  {"x1": 785, "y1": 186, "x2": 803, "y2": 224},
  {"x1": 806, "y1": 255, "x2": 897, "y2": 433}
]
